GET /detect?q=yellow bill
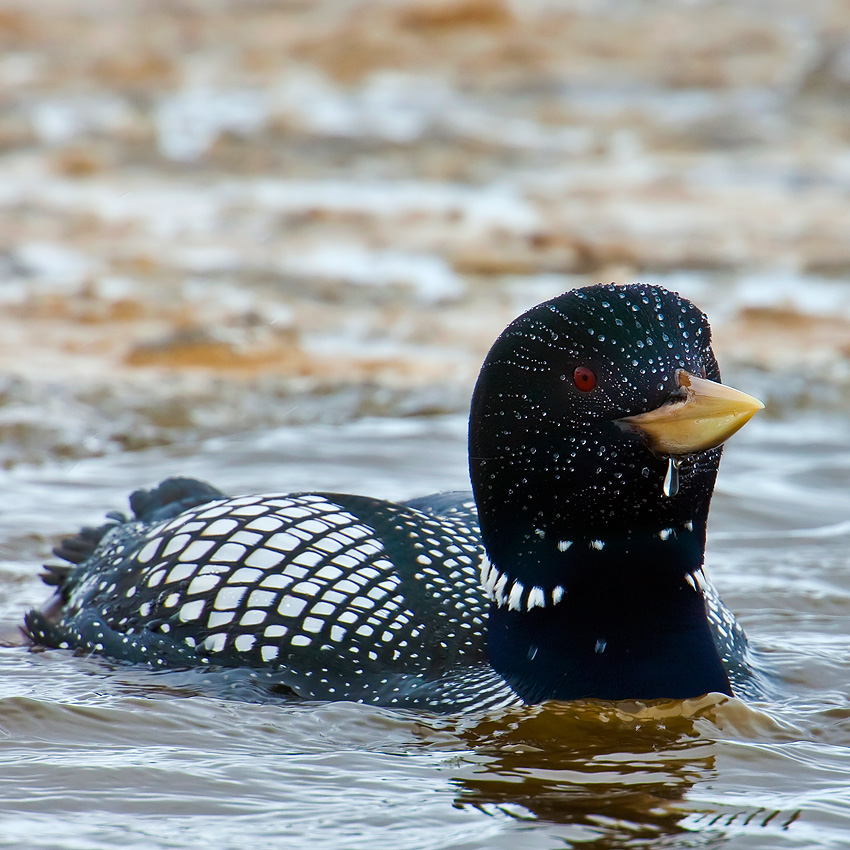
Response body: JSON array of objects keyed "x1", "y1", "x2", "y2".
[{"x1": 619, "y1": 370, "x2": 764, "y2": 456}]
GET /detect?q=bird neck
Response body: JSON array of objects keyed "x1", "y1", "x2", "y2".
[
  {"x1": 469, "y1": 414, "x2": 721, "y2": 601},
  {"x1": 487, "y1": 562, "x2": 732, "y2": 702}
]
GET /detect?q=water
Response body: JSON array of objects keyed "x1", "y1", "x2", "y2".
[
  {"x1": 1, "y1": 412, "x2": 849, "y2": 849},
  {"x1": 663, "y1": 457, "x2": 681, "y2": 499},
  {"x1": 3, "y1": 1, "x2": 850, "y2": 844}
]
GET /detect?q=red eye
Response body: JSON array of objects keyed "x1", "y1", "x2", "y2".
[{"x1": 573, "y1": 366, "x2": 596, "y2": 392}]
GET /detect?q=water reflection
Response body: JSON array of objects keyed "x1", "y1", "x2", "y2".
[
  {"x1": 445, "y1": 697, "x2": 803, "y2": 848},
  {"x1": 447, "y1": 699, "x2": 716, "y2": 846}
]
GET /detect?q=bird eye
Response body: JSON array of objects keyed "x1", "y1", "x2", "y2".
[{"x1": 573, "y1": 366, "x2": 597, "y2": 392}]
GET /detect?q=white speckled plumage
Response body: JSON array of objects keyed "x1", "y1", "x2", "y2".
[{"x1": 26, "y1": 283, "x2": 767, "y2": 709}]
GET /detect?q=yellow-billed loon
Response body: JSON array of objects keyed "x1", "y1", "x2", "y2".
[{"x1": 25, "y1": 283, "x2": 765, "y2": 711}]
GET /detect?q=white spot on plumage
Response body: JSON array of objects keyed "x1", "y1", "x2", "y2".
[
  {"x1": 333, "y1": 554, "x2": 363, "y2": 570},
  {"x1": 483, "y1": 572, "x2": 497, "y2": 598},
  {"x1": 277, "y1": 506, "x2": 311, "y2": 519},
  {"x1": 187, "y1": 574, "x2": 221, "y2": 595},
  {"x1": 234, "y1": 634, "x2": 256, "y2": 652},
  {"x1": 214, "y1": 542, "x2": 247, "y2": 563},
  {"x1": 177, "y1": 540, "x2": 215, "y2": 562},
  {"x1": 293, "y1": 550, "x2": 322, "y2": 567},
  {"x1": 557, "y1": 540, "x2": 573, "y2": 552},
  {"x1": 179, "y1": 599, "x2": 205, "y2": 622},
  {"x1": 197, "y1": 504, "x2": 235, "y2": 520},
  {"x1": 260, "y1": 574, "x2": 294, "y2": 590},
  {"x1": 260, "y1": 645, "x2": 279, "y2": 662},
  {"x1": 213, "y1": 586, "x2": 247, "y2": 611},
  {"x1": 240, "y1": 609, "x2": 266, "y2": 626},
  {"x1": 507, "y1": 580, "x2": 524, "y2": 611},
  {"x1": 659, "y1": 528, "x2": 674, "y2": 541},
  {"x1": 137, "y1": 538, "x2": 162, "y2": 564},
  {"x1": 552, "y1": 585, "x2": 565, "y2": 605},
  {"x1": 162, "y1": 534, "x2": 192, "y2": 558},
  {"x1": 247, "y1": 589, "x2": 277, "y2": 609},
  {"x1": 207, "y1": 610, "x2": 235, "y2": 628},
  {"x1": 200, "y1": 519, "x2": 239, "y2": 537},
  {"x1": 266, "y1": 532, "x2": 302, "y2": 552},
  {"x1": 198, "y1": 563, "x2": 230, "y2": 576},
  {"x1": 493, "y1": 571, "x2": 508, "y2": 605},
  {"x1": 278, "y1": 596, "x2": 307, "y2": 617},
  {"x1": 590, "y1": 540, "x2": 605, "y2": 550},
  {"x1": 227, "y1": 567, "x2": 263, "y2": 584},
  {"x1": 203, "y1": 633, "x2": 227, "y2": 653},
  {"x1": 245, "y1": 515, "x2": 284, "y2": 533},
  {"x1": 302, "y1": 617, "x2": 324, "y2": 634},
  {"x1": 321, "y1": 590, "x2": 347, "y2": 605},
  {"x1": 228, "y1": 505, "x2": 267, "y2": 518},
  {"x1": 166, "y1": 563, "x2": 197, "y2": 584},
  {"x1": 527, "y1": 586, "x2": 546, "y2": 609}
]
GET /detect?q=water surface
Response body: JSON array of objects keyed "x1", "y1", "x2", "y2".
[{"x1": 1, "y1": 413, "x2": 849, "y2": 849}]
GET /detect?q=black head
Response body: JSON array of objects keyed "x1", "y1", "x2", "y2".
[{"x1": 469, "y1": 283, "x2": 723, "y2": 608}]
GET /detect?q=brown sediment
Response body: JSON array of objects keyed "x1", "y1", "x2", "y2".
[
  {"x1": 716, "y1": 307, "x2": 850, "y2": 369},
  {"x1": 123, "y1": 327, "x2": 304, "y2": 373},
  {"x1": 1, "y1": 0, "x2": 849, "y2": 465}
]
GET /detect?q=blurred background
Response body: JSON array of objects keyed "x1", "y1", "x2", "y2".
[{"x1": 1, "y1": 0, "x2": 849, "y2": 467}]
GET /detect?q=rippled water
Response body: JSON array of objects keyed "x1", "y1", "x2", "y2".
[{"x1": 1, "y1": 412, "x2": 849, "y2": 850}]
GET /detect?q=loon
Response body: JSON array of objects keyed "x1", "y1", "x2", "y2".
[{"x1": 25, "y1": 283, "x2": 764, "y2": 712}]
